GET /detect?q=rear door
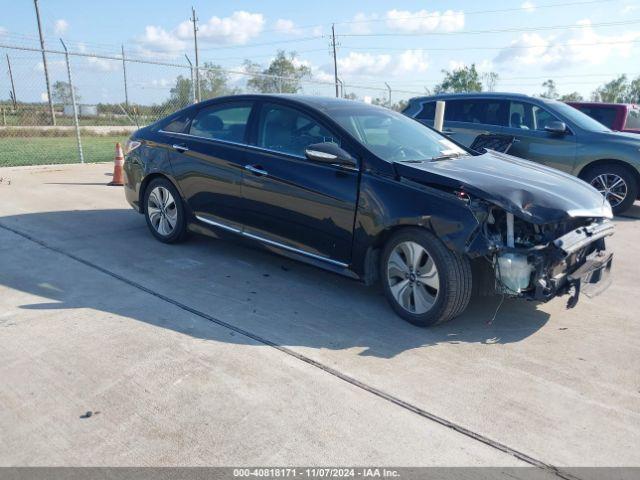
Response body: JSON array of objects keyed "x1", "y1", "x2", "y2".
[
  {"x1": 167, "y1": 101, "x2": 254, "y2": 230},
  {"x1": 503, "y1": 100, "x2": 577, "y2": 173},
  {"x1": 241, "y1": 101, "x2": 359, "y2": 265}
]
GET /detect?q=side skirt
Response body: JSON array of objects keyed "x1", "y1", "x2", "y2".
[{"x1": 187, "y1": 219, "x2": 361, "y2": 281}]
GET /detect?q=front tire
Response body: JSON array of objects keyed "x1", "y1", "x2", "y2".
[
  {"x1": 143, "y1": 177, "x2": 188, "y2": 244},
  {"x1": 582, "y1": 164, "x2": 638, "y2": 215},
  {"x1": 380, "y1": 228, "x2": 472, "y2": 327}
]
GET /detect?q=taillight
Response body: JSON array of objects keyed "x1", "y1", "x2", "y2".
[{"x1": 125, "y1": 140, "x2": 141, "y2": 154}]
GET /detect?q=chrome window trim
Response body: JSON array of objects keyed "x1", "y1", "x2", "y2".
[
  {"x1": 195, "y1": 215, "x2": 348, "y2": 268},
  {"x1": 159, "y1": 129, "x2": 360, "y2": 169}
]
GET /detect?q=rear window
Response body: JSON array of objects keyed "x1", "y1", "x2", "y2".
[
  {"x1": 624, "y1": 107, "x2": 640, "y2": 130},
  {"x1": 573, "y1": 106, "x2": 617, "y2": 129}
]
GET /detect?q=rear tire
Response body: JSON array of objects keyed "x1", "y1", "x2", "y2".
[
  {"x1": 380, "y1": 228, "x2": 472, "y2": 327},
  {"x1": 143, "y1": 177, "x2": 188, "y2": 244},
  {"x1": 581, "y1": 164, "x2": 638, "y2": 215}
]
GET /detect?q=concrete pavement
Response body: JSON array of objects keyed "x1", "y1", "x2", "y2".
[{"x1": 0, "y1": 163, "x2": 639, "y2": 470}]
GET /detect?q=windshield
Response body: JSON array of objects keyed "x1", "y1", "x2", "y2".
[
  {"x1": 550, "y1": 101, "x2": 612, "y2": 132},
  {"x1": 331, "y1": 106, "x2": 466, "y2": 162}
]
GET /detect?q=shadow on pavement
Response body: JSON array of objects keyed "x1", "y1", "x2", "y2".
[{"x1": 0, "y1": 208, "x2": 553, "y2": 358}]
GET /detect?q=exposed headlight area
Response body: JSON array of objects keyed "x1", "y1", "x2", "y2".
[{"x1": 473, "y1": 202, "x2": 614, "y2": 306}]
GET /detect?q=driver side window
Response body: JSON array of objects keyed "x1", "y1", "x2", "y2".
[{"x1": 257, "y1": 104, "x2": 339, "y2": 158}]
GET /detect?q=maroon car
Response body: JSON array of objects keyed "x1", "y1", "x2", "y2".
[{"x1": 567, "y1": 102, "x2": 640, "y2": 134}]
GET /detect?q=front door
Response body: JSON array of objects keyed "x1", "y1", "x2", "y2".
[
  {"x1": 241, "y1": 102, "x2": 359, "y2": 265},
  {"x1": 504, "y1": 101, "x2": 576, "y2": 173}
]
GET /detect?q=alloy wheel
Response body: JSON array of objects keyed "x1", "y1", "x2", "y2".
[
  {"x1": 387, "y1": 241, "x2": 440, "y2": 314},
  {"x1": 590, "y1": 173, "x2": 628, "y2": 208},
  {"x1": 147, "y1": 186, "x2": 178, "y2": 236}
]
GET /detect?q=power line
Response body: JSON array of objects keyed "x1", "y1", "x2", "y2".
[
  {"x1": 332, "y1": 0, "x2": 619, "y2": 28},
  {"x1": 340, "y1": 38, "x2": 640, "y2": 53},
  {"x1": 338, "y1": 18, "x2": 640, "y2": 37}
]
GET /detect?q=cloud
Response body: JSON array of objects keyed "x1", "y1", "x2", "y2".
[
  {"x1": 175, "y1": 11, "x2": 264, "y2": 45},
  {"x1": 86, "y1": 56, "x2": 119, "y2": 72},
  {"x1": 521, "y1": 1, "x2": 536, "y2": 13},
  {"x1": 136, "y1": 25, "x2": 187, "y2": 57},
  {"x1": 274, "y1": 19, "x2": 302, "y2": 35},
  {"x1": 54, "y1": 19, "x2": 68, "y2": 35},
  {"x1": 350, "y1": 13, "x2": 378, "y2": 35},
  {"x1": 494, "y1": 19, "x2": 640, "y2": 69},
  {"x1": 386, "y1": 9, "x2": 464, "y2": 33},
  {"x1": 447, "y1": 59, "x2": 494, "y2": 73},
  {"x1": 334, "y1": 50, "x2": 429, "y2": 77},
  {"x1": 0, "y1": 26, "x2": 6, "y2": 37},
  {"x1": 135, "y1": 11, "x2": 264, "y2": 58}
]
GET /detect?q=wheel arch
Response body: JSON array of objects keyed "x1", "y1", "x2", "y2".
[
  {"x1": 361, "y1": 223, "x2": 438, "y2": 286},
  {"x1": 577, "y1": 159, "x2": 640, "y2": 190},
  {"x1": 139, "y1": 173, "x2": 185, "y2": 213}
]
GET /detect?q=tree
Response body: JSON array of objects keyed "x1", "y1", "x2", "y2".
[
  {"x1": 627, "y1": 76, "x2": 640, "y2": 103},
  {"x1": 592, "y1": 75, "x2": 629, "y2": 103},
  {"x1": 482, "y1": 72, "x2": 499, "y2": 92},
  {"x1": 167, "y1": 63, "x2": 239, "y2": 109},
  {"x1": 434, "y1": 64, "x2": 483, "y2": 93},
  {"x1": 559, "y1": 92, "x2": 584, "y2": 101},
  {"x1": 167, "y1": 76, "x2": 193, "y2": 108},
  {"x1": 245, "y1": 51, "x2": 311, "y2": 94},
  {"x1": 540, "y1": 79, "x2": 559, "y2": 99},
  {"x1": 51, "y1": 80, "x2": 80, "y2": 104},
  {"x1": 199, "y1": 62, "x2": 240, "y2": 100}
]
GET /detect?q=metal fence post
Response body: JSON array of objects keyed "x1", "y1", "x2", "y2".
[
  {"x1": 60, "y1": 39, "x2": 84, "y2": 164},
  {"x1": 185, "y1": 54, "x2": 196, "y2": 104},
  {"x1": 121, "y1": 45, "x2": 129, "y2": 106}
]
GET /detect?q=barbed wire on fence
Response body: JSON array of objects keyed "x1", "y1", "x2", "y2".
[{"x1": 0, "y1": 42, "x2": 422, "y2": 168}]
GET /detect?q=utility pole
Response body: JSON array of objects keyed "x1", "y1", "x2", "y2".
[
  {"x1": 191, "y1": 6, "x2": 201, "y2": 102},
  {"x1": 331, "y1": 24, "x2": 339, "y2": 98},
  {"x1": 385, "y1": 82, "x2": 392, "y2": 108},
  {"x1": 121, "y1": 45, "x2": 129, "y2": 106},
  {"x1": 6, "y1": 54, "x2": 17, "y2": 109},
  {"x1": 34, "y1": 0, "x2": 56, "y2": 125}
]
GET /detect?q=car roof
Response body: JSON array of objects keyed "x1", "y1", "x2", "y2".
[
  {"x1": 197, "y1": 93, "x2": 387, "y2": 114},
  {"x1": 407, "y1": 92, "x2": 554, "y2": 104},
  {"x1": 566, "y1": 101, "x2": 636, "y2": 108}
]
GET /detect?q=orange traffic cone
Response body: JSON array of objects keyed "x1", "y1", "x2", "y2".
[{"x1": 108, "y1": 142, "x2": 125, "y2": 186}]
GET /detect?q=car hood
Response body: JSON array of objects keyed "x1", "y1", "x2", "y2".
[
  {"x1": 591, "y1": 130, "x2": 640, "y2": 143},
  {"x1": 394, "y1": 150, "x2": 612, "y2": 224}
]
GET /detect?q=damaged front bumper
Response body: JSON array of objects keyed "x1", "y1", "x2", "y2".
[{"x1": 499, "y1": 220, "x2": 614, "y2": 307}]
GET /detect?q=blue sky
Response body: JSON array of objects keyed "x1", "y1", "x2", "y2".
[{"x1": 1, "y1": 0, "x2": 639, "y2": 104}]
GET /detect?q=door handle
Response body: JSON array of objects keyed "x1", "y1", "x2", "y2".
[
  {"x1": 244, "y1": 164, "x2": 268, "y2": 176},
  {"x1": 442, "y1": 129, "x2": 455, "y2": 135},
  {"x1": 172, "y1": 143, "x2": 189, "y2": 152}
]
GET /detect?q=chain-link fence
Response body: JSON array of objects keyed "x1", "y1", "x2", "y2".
[{"x1": 0, "y1": 43, "x2": 421, "y2": 168}]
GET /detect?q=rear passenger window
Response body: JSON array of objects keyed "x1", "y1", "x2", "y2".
[
  {"x1": 416, "y1": 102, "x2": 436, "y2": 120},
  {"x1": 163, "y1": 115, "x2": 190, "y2": 133},
  {"x1": 450, "y1": 99, "x2": 508, "y2": 126},
  {"x1": 190, "y1": 103, "x2": 252, "y2": 143},
  {"x1": 257, "y1": 104, "x2": 339, "y2": 158}
]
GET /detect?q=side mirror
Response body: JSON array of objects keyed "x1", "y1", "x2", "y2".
[
  {"x1": 305, "y1": 142, "x2": 356, "y2": 168},
  {"x1": 544, "y1": 121, "x2": 568, "y2": 135}
]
